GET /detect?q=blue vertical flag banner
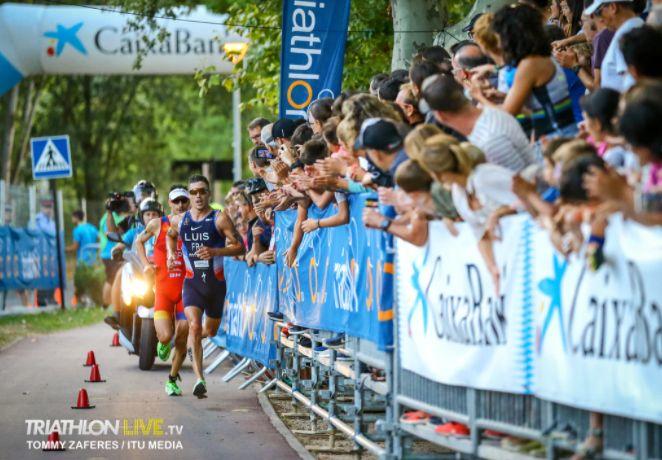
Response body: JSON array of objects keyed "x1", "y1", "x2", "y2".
[{"x1": 279, "y1": 0, "x2": 351, "y2": 119}]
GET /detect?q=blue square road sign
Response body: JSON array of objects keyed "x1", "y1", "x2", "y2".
[{"x1": 30, "y1": 135, "x2": 73, "y2": 180}]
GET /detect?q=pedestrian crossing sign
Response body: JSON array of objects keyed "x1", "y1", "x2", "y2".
[{"x1": 30, "y1": 135, "x2": 73, "y2": 180}]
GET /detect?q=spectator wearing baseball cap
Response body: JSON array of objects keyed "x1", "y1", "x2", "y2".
[
  {"x1": 355, "y1": 118, "x2": 408, "y2": 187},
  {"x1": 271, "y1": 118, "x2": 299, "y2": 146},
  {"x1": 584, "y1": 0, "x2": 643, "y2": 92}
]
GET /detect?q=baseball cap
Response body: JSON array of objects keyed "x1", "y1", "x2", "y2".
[
  {"x1": 584, "y1": 0, "x2": 632, "y2": 15},
  {"x1": 272, "y1": 118, "x2": 298, "y2": 140},
  {"x1": 261, "y1": 123, "x2": 276, "y2": 147},
  {"x1": 354, "y1": 118, "x2": 403, "y2": 152},
  {"x1": 246, "y1": 177, "x2": 268, "y2": 195},
  {"x1": 168, "y1": 188, "x2": 189, "y2": 201}
]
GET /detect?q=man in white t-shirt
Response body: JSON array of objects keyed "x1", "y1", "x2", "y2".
[
  {"x1": 584, "y1": 0, "x2": 644, "y2": 92},
  {"x1": 421, "y1": 74, "x2": 537, "y2": 172}
]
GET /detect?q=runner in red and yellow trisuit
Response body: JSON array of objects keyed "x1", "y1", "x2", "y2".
[{"x1": 136, "y1": 185, "x2": 191, "y2": 396}]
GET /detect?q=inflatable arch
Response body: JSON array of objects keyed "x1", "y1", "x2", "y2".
[{"x1": 0, "y1": 3, "x2": 246, "y2": 96}]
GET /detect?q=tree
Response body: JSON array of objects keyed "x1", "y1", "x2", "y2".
[{"x1": 390, "y1": 0, "x2": 446, "y2": 70}]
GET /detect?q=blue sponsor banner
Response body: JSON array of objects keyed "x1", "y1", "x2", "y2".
[
  {"x1": 279, "y1": 0, "x2": 351, "y2": 119},
  {"x1": 0, "y1": 226, "x2": 60, "y2": 291},
  {"x1": 220, "y1": 258, "x2": 278, "y2": 368},
  {"x1": 274, "y1": 194, "x2": 393, "y2": 349}
]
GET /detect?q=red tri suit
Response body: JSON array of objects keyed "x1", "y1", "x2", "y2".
[{"x1": 153, "y1": 215, "x2": 186, "y2": 321}]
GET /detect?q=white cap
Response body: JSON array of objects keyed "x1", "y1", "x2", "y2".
[
  {"x1": 168, "y1": 188, "x2": 189, "y2": 201},
  {"x1": 261, "y1": 123, "x2": 277, "y2": 147},
  {"x1": 584, "y1": 0, "x2": 632, "y2": 16}
]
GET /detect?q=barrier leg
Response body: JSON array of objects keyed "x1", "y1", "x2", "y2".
[
  {"x1": 203, "y1": 349, "x2": 230, "y2": 375},
  {"x1": 222, "y1": 358, "x2": 251, "y2": 382},
  {"x1": 238, "y1": 366, "x2": 268, "y2": 390},
  {"x1": 259, "y1": 377, "x2": 278, "y2": 393},
  {"x1": 328, "y1": 349, "x2": 338, "y2": 450},
  {"x1": 353, "y1": 338, "x2": 365, "y2": 455},
  {"x1": 202, "y1": 341, "x2": 219, "y2": 360}
]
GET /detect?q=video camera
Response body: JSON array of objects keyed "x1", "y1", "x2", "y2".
[{"x1": 106, "y1": 191, "x2": 134, "y2": 213}]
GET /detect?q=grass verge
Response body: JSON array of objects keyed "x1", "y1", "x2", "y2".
[{"x1": 0, "y1": 307, "x2": 106, "y2": 349}]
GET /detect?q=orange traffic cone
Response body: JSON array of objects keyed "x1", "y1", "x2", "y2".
[
  {"x1": 71, "y1": 388, "x2": 95, "y2": 409},
  {"x1": 85, "y1": 364, "x2": 106, "y2": 383},
  {"x1": 110, "y1": 332, "x2": 120, "y2": 347},
  {"x1": 42, "y1": 431, "x2": 66, "y2": 451},
  {"x1": 83, "y1": 351, "x2": 96, "y2": 367},
  {"x1": 54, "y1": 288, "x2": 62, "y2": 306}
]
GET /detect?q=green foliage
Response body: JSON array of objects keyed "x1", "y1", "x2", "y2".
[
  {"x1": 73, "y1": 264, "x2": 106, "y2": 306},
  {"x1": 0, "y1": 307, "x2": 106, "y2": 348},
  {"x1": 17, "y1": 74, "x2": 234, "y2": 203},
  {"x1": 212, "y1": 0, "x2": 394, "y2": 113},
  {"x1": 447, "y1": 0, "x2": 477, "y2": 25}
]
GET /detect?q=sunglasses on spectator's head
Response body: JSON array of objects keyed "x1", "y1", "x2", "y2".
[{"x1": 256, "y1": 147, "x2": 275, "y2": 160}]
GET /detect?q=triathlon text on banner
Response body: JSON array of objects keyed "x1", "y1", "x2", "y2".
[
  {"x1": 220, "y1": 259, "x2": 278, "y2": 368},
  {"x1": 275, "y1": 194, "x2": 394, "y2": 349},
  {"x1": 279, "y1": 0, "x2": 351, "y2": 119},
  {"x1": 397, "y1": 214, "x2": 662, "y2": 424}
]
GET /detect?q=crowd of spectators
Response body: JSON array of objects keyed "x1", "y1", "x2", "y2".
[{"x1": 225, "y1": 1, "x2": 660, "y2": 455}]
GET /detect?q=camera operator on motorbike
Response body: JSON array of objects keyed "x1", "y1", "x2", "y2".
[
  {"x1": 167, "y1": 175, "x2": 244, "y2": 397},
  {"x1": 135, "y1": 185, "x2": 191, "y2": 396},
  {"x1": 104, "y1": 181, "x2": 158, "y2": 330}
]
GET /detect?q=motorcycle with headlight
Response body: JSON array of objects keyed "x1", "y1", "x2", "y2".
[{"x1": 108, "y1": 232, "x2": 158, "y2": 370}]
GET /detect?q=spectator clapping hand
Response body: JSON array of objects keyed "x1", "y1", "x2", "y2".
[
  {"x1": 362, "y1": 208, "x2": 386, "y2": 230},
  {"x1": 301, "y1": 218, "x2": 320, "y2": 233},
  {"x1": 316, "y1": 157, "x2": 346, "y2": 176}
]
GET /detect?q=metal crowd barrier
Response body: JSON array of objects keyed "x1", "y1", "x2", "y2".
[
  {"x1": 199, "y1": 214, "x2": 661, "y2": 460},
  {"x1": 201, "y1": 298, "x2": 661, "y2": 460}
]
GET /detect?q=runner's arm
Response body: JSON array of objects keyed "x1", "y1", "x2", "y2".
[
  {"x1": 135, "y1": 218, "x2": 159, "y2": 270},
  {"x1": 166, "y1": 214, "x2": 181, "y2": 269},
  {"x1": 213, "y1": 212, "x2": 245, "y2": 257}
]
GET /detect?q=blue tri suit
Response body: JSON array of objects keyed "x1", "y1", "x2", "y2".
[{"x1": 179, "y1": 209, "x2": 226, "y2": 319}]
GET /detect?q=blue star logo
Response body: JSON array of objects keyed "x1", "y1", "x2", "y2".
[
  {"x1": 44, "y1": 22, "x2": 87, "y2": 56},
  {"x1": 537, "y1": 255, "x2": 568, "y2": 352},
  {"x1": 407, "y1": 246, "x2": 433, "y2": 336}
]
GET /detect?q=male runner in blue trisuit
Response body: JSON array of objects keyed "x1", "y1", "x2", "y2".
[{"x1": 166, "y1": 175, "x2": 244, "y2": 397}]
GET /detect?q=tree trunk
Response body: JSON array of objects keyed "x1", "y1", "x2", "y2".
[
  {"x1": 391, "y1": 0, "x2": 446, "y2": 70},
  {"x1": 436, "y1": 0, "x2": 514, "y2": 49},
  {"x1": 1, "y1": 85, "x2": 20, "y2": 183},
  {"x1": 11, "y1": 80, "x2": 44, "y2": 184}
]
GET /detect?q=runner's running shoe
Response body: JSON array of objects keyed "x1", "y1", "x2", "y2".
[
  {"x1": 193, "y1": 378, "x2": 207, "y2": 397},
  {"x1": 157, "y1": 342, "x2": 171, "y2": 362},
  {"x1": 165, "y1": 374, "x2": 182, "y2": 396}
]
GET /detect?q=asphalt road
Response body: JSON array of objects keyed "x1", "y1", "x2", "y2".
[{"x1": 0, "y1": 322, "x2": 299, "y2": 460}]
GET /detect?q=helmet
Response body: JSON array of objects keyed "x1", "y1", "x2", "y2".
[
  {"x1": 139, "y1": 198, "x2": 163, "y2": 223},
  {"x1": 132, "y1": 180, "x2": 157, "y2": 204}
]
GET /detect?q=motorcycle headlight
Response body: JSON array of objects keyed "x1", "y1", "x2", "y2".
[{"x1": 129, "y1": 279, "x2": 149, "y2": 298}]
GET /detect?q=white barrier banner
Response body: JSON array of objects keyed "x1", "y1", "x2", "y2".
[
  {"x1": 397, "y1": 216, "x2": 532, "y2": 394},
  {"x1": 533, "y1": 214, "x2": 662, "y2": 423},
  {"x1": 397, "y1": 214, "x2": 662, "y2": 423}
]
